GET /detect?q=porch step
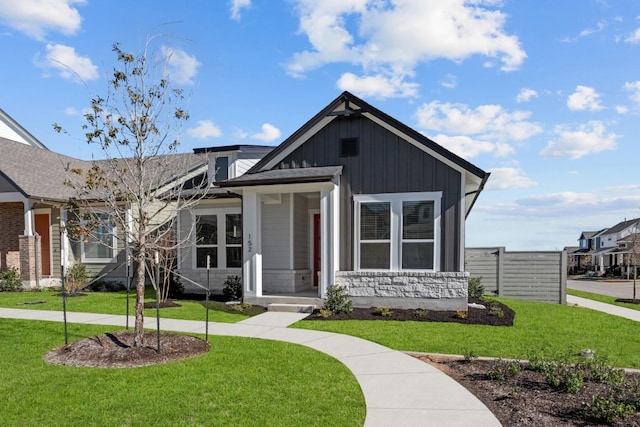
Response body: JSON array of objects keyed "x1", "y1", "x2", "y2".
[{"x1": 267, "y1": 303, "x2": 316, "y2": 313}]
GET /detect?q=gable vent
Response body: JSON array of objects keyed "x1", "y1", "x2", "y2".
[{"x1": 340, "y1": 137, "x2": 359, "y2": 157}]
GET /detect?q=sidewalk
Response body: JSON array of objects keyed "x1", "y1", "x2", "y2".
[
  {"x1": 0, "y1": 307, "x2": 500, "y2": 427},
  {"x1": 567, "y1": 294, "x2": 640, "y2": 322}
]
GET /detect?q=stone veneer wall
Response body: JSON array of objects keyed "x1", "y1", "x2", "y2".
[{"x1": 335, "y1": 271, "x2": 469, "y2": 310}]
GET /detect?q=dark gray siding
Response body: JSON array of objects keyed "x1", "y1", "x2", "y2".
[{"x1": 276, "y1": 115, "x2": 462, "y2": 272}]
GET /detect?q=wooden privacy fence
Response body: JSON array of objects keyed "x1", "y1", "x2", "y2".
[{"x1": 465, "y1": 247, "x2": 567, "y2": 304}]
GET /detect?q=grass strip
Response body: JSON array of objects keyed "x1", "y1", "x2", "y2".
[
  {"x1": 568, "y1": 288, "x2": 640, "y2": 311},
  {"x1": 293, "y1": 297, "x2": 640, "y2": 368}
]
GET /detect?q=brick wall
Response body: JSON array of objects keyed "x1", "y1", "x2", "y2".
[{"x1": 0, "y1": 202, "x2": 24, "y2": 270}]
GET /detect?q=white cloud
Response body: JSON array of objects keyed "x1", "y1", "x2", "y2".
[
  {"x1": 0, "y1": 0, "x2": 85, "y2": 40},
  {"x1": 625, "y1": 27, "x2": 640, "y2": 43},
  {"x1": 567, "y1": 85, "x2": 603, "y2": 111},
  {"x1": 161, "y1": 46, "x2": 200, "y2": 86},
  {"x1": 337, "y1": 72, "x2": 418, "y2": 98},
  {"x1": 36, "y1": 43, "x2": 98, "y2": 82},
  {"x1": 440, "y1": 74, "x2": 457, "y2": 89},
  {"x1": 230, "y1": 0, "x2": 251, "y2": 21},
  {"x1": 516, "y1": 88, "x2": 538, "y2": 103},
  {"x1": 428, "y1": 134, "x2": 513, "y2": 160},
  {"x1": 540, "y1": 121, "x2": 618, "y2": 159},
  {"x1": 252, "y1": 123, "x2": 281, "y2": 142},
  {"x1": 187, "y1": 120, "x2": 222, "y2": 139},
  {"x1": 414, "y1": 101, "x2": 543, "y2": 143},
  {"x1": 287, "y1": 0, "x2": 526, "y2": 98},
  {"x1": 624, "y1": 80, "x2": 640, "y2": 106},
  {"x1": 484, "y1": 167, "x2": 536, "y2": 190},
  {"x1": 616, "y1": 105, "x2": 629, "y2": 114}
]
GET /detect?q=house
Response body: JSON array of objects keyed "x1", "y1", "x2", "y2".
[
  {"x1": 2, "y1": 92, "x2": 490, "y2": 311},
  {"x1": 0, "y1": 109, "x2": 207, "y2": 287},
  {"x1": 177, "y1": 92, "x2": 490, "y2": 310},
  {"x1": 593, "y1": 219, "x2": 640, "y2": 274}
]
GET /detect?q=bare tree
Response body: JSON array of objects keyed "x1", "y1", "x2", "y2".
[{"x1": 57, "y1": 38, "x2": 207, "y2": 347}]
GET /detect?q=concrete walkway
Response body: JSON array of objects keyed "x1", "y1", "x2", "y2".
[
  {"x1": 567, "y1": 294, "x2": 640, "y2": 322},
  {"x1": 0, "y1": 307, "x2": 500, "y2": 427}
]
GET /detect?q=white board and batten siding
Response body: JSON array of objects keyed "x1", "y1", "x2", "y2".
[{"x1": 465, "y1": 247, "x2": 567, "y2": 304}]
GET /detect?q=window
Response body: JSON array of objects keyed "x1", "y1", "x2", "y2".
[
  {"x1": 214, "y1": 156, "x2": 229, "y2": 182},
  {"x1": 80, "y1": 212, "x2": 117, "y2": 263},
  {"x1": 194, "y1": 209, "x2": 242, "y2": 268},
  {"x1": 354, "y1": 192, "x2": 441, "y2": 271}
]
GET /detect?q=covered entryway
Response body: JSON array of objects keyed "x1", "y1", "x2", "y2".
[
  {"x1": 34, "y1": 212, "x2": 51, "y2": 276},
  {"x1": 218, "y1": 166, "x2": 342, "y2": 301}
]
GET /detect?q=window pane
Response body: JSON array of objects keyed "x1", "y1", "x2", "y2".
[
  {"x1": 403, "y1": 201, "x2": 434, "y2": 240},
  {"x1": 226, "y1": 247, "x2": 242, "y2": 268},
  {"x1": 84, "y1": 219, "x2": 114, "y2": 259},
  {"x1": 196, "y1": 248, "x2": 218, "y2": 268},
  {"x1": 214, "y1": 157, "x2": 229, "y2": 182},
  {"x1": 196, "y1": 215, "x2": 217, "y2": 245},
  {"x1": 402, "y1": 242, "x2": 434, "y2": 269},
  {"x1": 360, "y1": 202, "x2": 390, "y2": 240},
  {"x1": 360, "y1": 243, "x2": 390, "y2": 269},
  {"x1": 226, "y1": 214, "x2": 242, "y2": 245}
]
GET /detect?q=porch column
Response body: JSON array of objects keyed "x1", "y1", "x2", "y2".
[
  {"x1": 242, "y1": 190, "x2": 262, "y2": 297},
  {"x1": 319, "y1": 183, "x2": 340, "y2": 298},
  {"x1": 23, "y1": 201, "x2": 34, "y2": 236}
]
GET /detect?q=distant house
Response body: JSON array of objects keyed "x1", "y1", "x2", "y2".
[
  {"x1": 1, "y1": 93, "x2": 490, "y2": 310},
  {"x1": 177, "y1": 92, "x2": 490, "y2": 310}
]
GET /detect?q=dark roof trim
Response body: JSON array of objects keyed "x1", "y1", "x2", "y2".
[
  {"x1": 193, "y1": 144, "x2": 274, "y2": 154},
  {"x1": 219, "y1": 166, "x2": 343, "y2": 188}
]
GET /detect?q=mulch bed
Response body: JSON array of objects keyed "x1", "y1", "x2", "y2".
[
  {"x1": 304, "y1": 298, "x2": 514, "y2": 326},
  {"x1": 44, "y1": 331, "x2": 209, "y2": 368},
  {"x1": 417, "y1": 355, "x2": 640, "y2": 427},
  {"x1": 616, "y1": 298, "x2": 640, "y2": 305}
]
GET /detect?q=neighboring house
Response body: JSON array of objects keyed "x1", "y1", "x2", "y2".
[
  {"x1": 0, "y1": 110, "x2": 207, "y2": 287},
  {"x1": 567, "y1": 230, "x2": 603, "y2": 273},
  {"x1": 177, "y1": 91, "x2": 490, "y2": 310}
]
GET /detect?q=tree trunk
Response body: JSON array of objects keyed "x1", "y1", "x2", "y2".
[{"x1": 133, "y1": 247, "x2": 146, "y2": 347}]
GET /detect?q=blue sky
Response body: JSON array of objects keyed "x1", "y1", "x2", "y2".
[{"x1": 1, "y1": 0, "x2": 639, "y2": 251}]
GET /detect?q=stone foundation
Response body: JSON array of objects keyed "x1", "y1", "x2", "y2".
[{"x1": 335, "y1": 271, "x2": 469, "y2": 310}]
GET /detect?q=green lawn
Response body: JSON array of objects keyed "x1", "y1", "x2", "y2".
[
  {"x1": 0, "y1": 289, "x2": 253, "y2": 323},
  {"x1": 293, "y1": 297, "x2": 640, "y2": 369},
  {"x1": 568, "y1": 288, "x2": 640, "y2": 311},
  {"x1": 0, "y1": 318, "x2": 365, "y2": 427}
]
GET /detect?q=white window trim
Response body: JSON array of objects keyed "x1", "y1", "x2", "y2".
[
  {"x1": 80, "y1": 211, "x2": 118, "y2": 264},
  {"x1": 353, "y1": 192, "x2": 441, "y2": 272},
  {"x1": 193, "y1": 207, "x2": 242, "y2": 269}
]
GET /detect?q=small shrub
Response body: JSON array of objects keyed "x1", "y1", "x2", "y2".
[
  {"x1": 468, "y1": 277, "x2": 485, "y2": 299},
  {"x1": 582, "y1": 394, "x2": 635, "y2": 424},
  {"x1": 318, "y1": 308, "x2": 333, "y2": 318},
  {"x1": 86, "y1": 280, "x2": 125, "y2": 292},
  {"x1": 228, "y1": 302, "x2": 252, "y2": 313},
  {"x1": 545, "y1": 362, "x2": 584, "y2": 393},
  {"x1": 454, "y1": 310, "x2": 468, "y2": 319},
  {"x1": 323, "y1": 284, "x2": 353, "y2": 314},
  {"x1": 414, "y1": 308, "x2": 429, "y2": 318},
  {"x1": 223, "y1": 275, "x2": 242, "y2": 301},
  {"x1": 485, "y1": 359, "x2": 521, "y2": 381},
  {"x1": 463, "y1": 349, "x2": 478, "y2": 362},
  {"x1": 373, "y1": 306, "x2": 393, "y2": 317},
  {"x1": 0, "y1": 267, "x2": 22, "y2": 292},
  {"x1": 488, "y1": 304, "x2": 504, "y2": 318},
  {"x1": 65, "y1": 263, "x2": 88, "y2": 294}
]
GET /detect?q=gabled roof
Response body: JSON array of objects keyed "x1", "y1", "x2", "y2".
[
  {"x1": 0, "y1": 108, "x2": 48, "y2": 149},
  {"x1": 0, "y1": 137, "x2": 84, "y2": 201},
  {"x1": 599, "y1": 218, "x2": 640, "y2": 236},
  {"x1": 244, "y1": 91, "x2": 490, "y2": 216},
  {"x1": 0, "y1": 137, "x2": 206, "y2": 203},
  {"x1": 578, "y1": 230, "x2": 603, "y2": 241}
]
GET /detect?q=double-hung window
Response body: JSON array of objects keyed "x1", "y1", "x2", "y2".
[
  {"x1": 194, "y1": 208, "x2": 242, "y2": 268},
  {"x1": 354, "y1": 192, "x2": 441, "y2": 271},
  {"x1": 80, "y1": 212, "x2": 117, "y2": 263}
]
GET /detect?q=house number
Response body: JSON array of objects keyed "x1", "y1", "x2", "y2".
[{"x1": 247, "y1": 234, "x2": 252, "y2": 253}]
